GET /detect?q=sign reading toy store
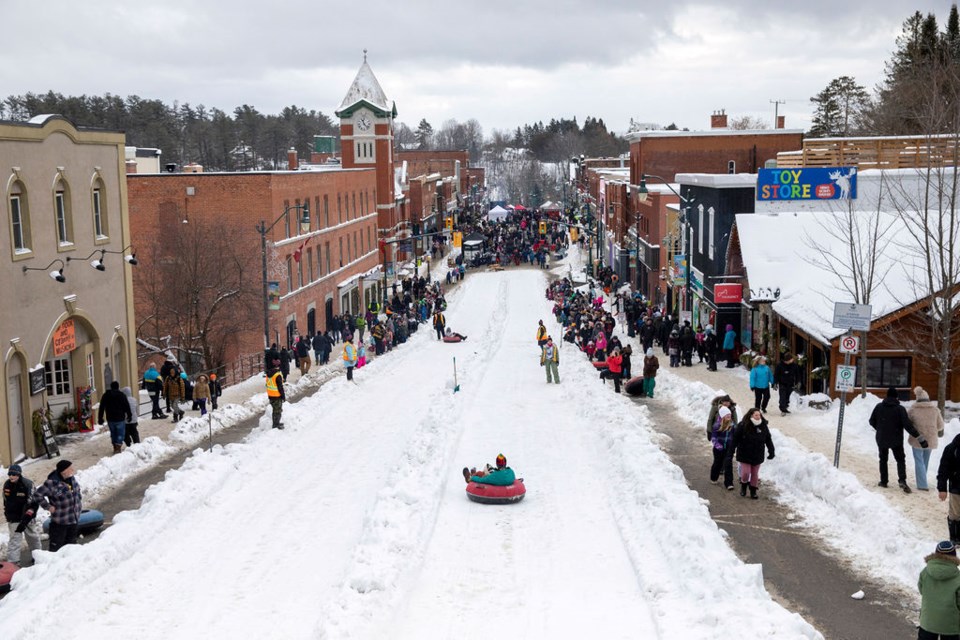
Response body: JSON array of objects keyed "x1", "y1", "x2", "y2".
[
  {"x1": 757, "y1": 167, "x2": 857, "y2": 201},
  {"x1": 52, "y1": 319, "x2": 76, "y2": 356}
]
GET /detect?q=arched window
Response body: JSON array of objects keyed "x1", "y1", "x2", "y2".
[
  {"x1": 53, "y1": 175, "x2": 73, "y2": 245},
  {"x1": 92, "y1": 176, "x2": 109, "y2": 240},
  {"x1": 8, "y1": 179, "x2": 32, "y2": 255}
]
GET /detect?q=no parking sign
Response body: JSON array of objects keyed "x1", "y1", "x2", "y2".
[{"x1": 839, "y1": 335, "x2": 860, "y2": 354}]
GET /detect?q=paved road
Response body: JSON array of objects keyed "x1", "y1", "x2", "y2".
[{"x1": 637, "y1": 394, "x2": 918, "y2": 639}]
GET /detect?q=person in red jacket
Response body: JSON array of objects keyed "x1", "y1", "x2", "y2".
[{"x1": 606, "y1": 348, "x2": 624, "y2": 393}]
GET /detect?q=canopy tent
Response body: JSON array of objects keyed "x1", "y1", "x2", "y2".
[
  {"x1": 487, "y1": 205, "x2": 510, "y2": 222},
  {"x1": 539, "y1": 200, "x2": 560, "y2": 211},
  {"x1": 512, "y1": 204, "x2": 527, "y2": 211}
]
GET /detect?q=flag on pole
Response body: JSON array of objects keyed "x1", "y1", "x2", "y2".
[{"x1": 293, "y1": 235, "x2": 313, "y2": 263}]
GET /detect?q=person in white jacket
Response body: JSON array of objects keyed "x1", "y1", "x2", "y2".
[{"x1": 909, "y1": 386, "x2": 946, "y2": 491}]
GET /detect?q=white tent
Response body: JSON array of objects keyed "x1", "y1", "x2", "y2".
[{"x1": 486, "y1": 205, "x2": 510, "y2": 222}]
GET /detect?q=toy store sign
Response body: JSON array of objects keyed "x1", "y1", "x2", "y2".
[
  {"x1": 757, "y1": 167, "x2": 857, "y2": 201},
  {"x1": 52, "y1": 319, "x2": 76, "y2": 356}
]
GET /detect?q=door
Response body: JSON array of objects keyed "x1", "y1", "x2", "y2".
[
  {"x1": 307, "y1": 308, "x2": 316, "y2": 336},
  {"x1": 325, "y1": 298, "x2": 334, "y2": 334},
  {"x1": 45, "y1": 357, "x2": 73, "y2": 420},
  {"x1": 7, "y1": 376, "x2": 25, "y2": 461}
]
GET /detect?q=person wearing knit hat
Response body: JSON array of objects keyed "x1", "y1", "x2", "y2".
[
  {"x1": 3, "y1": 463, "x2": 42, "y2": 565},
  {"x1": 642, "y1": 348, "x2": 660, "y2": 399},
  {"x1": 908, "y1": 386, "x2": 946, "y2": 493},
  {"x1": 870, "y1": 386, "x2": 927, "y2": 492},
  {"x1": 917, "y1": 540, "x2": 960, "y2": 638},
  {"x1": 709, "y1": 405, "x2": 737, "y2": 490},
  {"x1": 33, "y1": 458, "x2": 82, "y2": 552}
]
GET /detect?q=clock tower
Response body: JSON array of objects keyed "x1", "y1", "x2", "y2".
[{"x1": 336, "y1": 52, "x2": 398, "y2": 236}]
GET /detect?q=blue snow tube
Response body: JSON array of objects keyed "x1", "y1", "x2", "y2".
[{"x1": 42, "y1": 509, "x2": 105, "y2": 535}]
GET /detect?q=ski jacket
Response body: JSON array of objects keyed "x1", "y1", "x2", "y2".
[
  {"x1": 163, "y1": 375, "x2": 185, "y2": 401},
  {"x1": 3, "y1": 476, "x2": 35, "y2": 523},
  {"x1": 98, "y1": 388, "x2": 132, "y2": 424},
  {"x1": 34, "y1": 470, "x2": 82, "y2": 525},
  {"x1": 342, "y1": 344, "x2": 358, "y2": 368},
  {"x1": 606, "y1": 354, "x2": 623, "y2": 375},
  {"x1": 938, "y1": 434, "x2": 960, "y2": 495},
  {"x1": 722, "y1": 329, "x2": 736, "y2": 351},
  {"x1": 732, "y1": 418, "x2": 775, "y2": 465},
  {"x1": 774, "y1": 361, "x2": 800, "y2": 388},
  {"x1": 541, "y1": 344, "x2": 559, "y2": 364},
  {"x1": 470, "y1": 467, "x2": 516, "y2": 486},
  {"x1": 749, "y1": 364, "x2": 773, "y2": 390},
  {"x1": 536, "y1": 325, "x2": 547, "y2": 342},
  {"x1": 869, "y1": 397, "x2": 921, "y2": 448},
  {"x1": 706, "y1": 399, "x2": 739, "y2": 441},
  {"x1": 642, "y1": 355, "x2": 659, "y2": 378},
  {"x1": 908, "y1": 401, "x2": 945, "y2": 449},
  {"x1": 918, "y1": 554, "x2": 960, "y2": 635}
]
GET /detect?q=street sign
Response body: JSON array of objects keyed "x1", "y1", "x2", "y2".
[
  {"x1": 839, "y1": 335, "x2": 860, "y2": 354},
  {"x1": 832, "y1": 302, "x2": 872, "y2": 331},
  {"x1": 835, "y1": 365, "x2": 857, "y2": 392}
]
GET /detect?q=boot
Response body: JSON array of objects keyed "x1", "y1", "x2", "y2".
[
  {"x1": 112, "y1": 443, "x2": 122, "y2": 455},
  {"x1": 949, "y1": 518, "x2": 960, "y2": 544},
  {"x1": 749, "y1": 486, "x2": 758, "y2": 500},
  {"x1": 740, "y1": 482, "x2": 748, "y2": 497}
]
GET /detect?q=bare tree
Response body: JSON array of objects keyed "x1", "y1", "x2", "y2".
[{"x1": 728, "y1": 116, "x2": 769, "y2": 130}]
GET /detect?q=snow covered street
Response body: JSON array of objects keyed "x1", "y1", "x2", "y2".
[{"x1": 0, "y1": 268, "x2": 820, "y2": 639}]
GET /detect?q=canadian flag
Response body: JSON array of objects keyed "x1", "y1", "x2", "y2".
[{"x1": 293, "y1": 235, "x2": 312, "y2": 263}]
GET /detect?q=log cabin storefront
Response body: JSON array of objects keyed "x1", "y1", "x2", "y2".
[{"x1": 732, "y1": 211, "x2": 960, "y2": 402}]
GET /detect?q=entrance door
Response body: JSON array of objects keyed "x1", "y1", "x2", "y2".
[
  {"x1": 286, "y1": 319, "x2": 297, "y2": 349},
  {"x1": 7, "y1": 376, "x2": 24, "y2": 461},
  {"x1": 325, "y1": 298, "x2": 334, "y2": 333},
  {"x1": 307, "y1": 308, "x2": 316, "y2": 336},
  {"x1": 45, "y1": 357, "x2": 72, "y2": 420}
]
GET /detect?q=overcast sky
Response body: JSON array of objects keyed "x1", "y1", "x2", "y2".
[{"x1": 3, "y1": 1, "x2": 956, "y2": 136}]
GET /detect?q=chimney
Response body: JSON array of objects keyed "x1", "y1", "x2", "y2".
[
  {"x1": 125, "y1": 159, "x2": 138, "y2": 174},
  {"x1": 710, "y1": 110, "x2": 728, "y2": 129},
  {"x1": 776, "y1": 115, "x2": 785, "y2": 129},
  {"x1": 287, "y1": 147, "x2": 299, "y2": 171}
]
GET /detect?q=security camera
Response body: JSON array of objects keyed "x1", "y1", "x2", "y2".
[
  {"x1": 91, "y1": 259, "x2": 105, "y2": 271},
  {"x1": 49, "y1": 269, "x2": 65, "y2": 283},
  {"x1": 125, "y1": 254, "x2": 138, "y2": 266}
]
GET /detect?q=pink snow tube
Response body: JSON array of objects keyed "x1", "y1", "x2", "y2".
[
  {"x1": 0, "y1": 561, "x2": 20, "y2": 594},
  {"x1": 466, "y1": 479, "x2": 526, "y2": 504}
]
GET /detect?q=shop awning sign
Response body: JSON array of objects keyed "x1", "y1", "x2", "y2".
[
  {"x1": 714, "y1": 283, "x2": 743, "y2": 304},
  {"x1": 53, "y1": 319, "x2": 76, "y2": 356}
]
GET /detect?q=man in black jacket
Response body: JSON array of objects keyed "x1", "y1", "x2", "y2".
[
  {"x1": 773, "y1": 353, "x2": 801, "y2": 415},
  {"x1": 3, "y1": 465, "x2": 41, "y2": 565},
  {"x1": 98, "y1": 380, "x2": 132, "y2": 454},
  {"x1": 937, "y1": 433, "x2": 960, "y2": 543},
  {"x1": 870, "y1": 386, "x2": 927, "y2": 492}
]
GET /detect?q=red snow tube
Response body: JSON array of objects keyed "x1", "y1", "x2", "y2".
[
  {"x1": 624, "y1": 376, "x2": 645, "y2": 397},
  {"x1": 0, "y1": 561, "x2": 20, "y2": 594},
  {"x1": 466, "y1": 479, "x2": 526, "y2": 504},
  {"x1": 443, "y1": 335, "x2": 465, "y2": 343},
  {"x1": 592, "y1": 362, "x2": 608, "y2": 370}
]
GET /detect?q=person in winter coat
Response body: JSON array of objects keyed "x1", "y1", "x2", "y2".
[
  {"x1": 342, "y1": 336, "x2": 358, "y2": 382},
  {"x1": 265, "y1": 364, "x2": 285, "y2": 429},
  {"x1": 909, "y1": 386, "x2": 946, "y2": 492},
  {"x1": 464, "y1": 453, "x2": 516, "y2": 486},
  {"x1": 541, "y1": 336, "x2": 560, "y2": 384},
  {"x1": 704, "y1": 325, "x2": 719, "y2": 371},
  {"x1": 583, "y1": 340, "x2": 596, "y2": 361},
  {"x1": 732, "y1": 408, "x2": 776, "y2": 499},
  {"x1": 295, "y1": 337, "x2": 311, "y2": 376},
  {"x1": 639, "y1": 316, "x2": 657, "y2": 354},
  {"x1": 536, "y1": 320, "x2": 548, "y2": 346},
  {"x1": 371, "y1": 322, "x2": 386, "y2": 356},
  {"x1": 621, "y1": 344, "x2": 633, "y2": 379},
  {"x1": 606, "y1": 348, "x2": 624, "y2": 393},
  {"x1": 594, "y1": 331, "x2": 608, "y2": 362},
  {"x1": 939, "y1": 433, "x2": 960, "y2": 544},
  {"x1": 433, "y1": 310, "x2": 446, "y2": 341},
  {"x1": 97, "y1": 380, "x2": 132, "y2": 454},
  {"x1": 355, "y1": 315, "x2": 366, "y2": 343},
  {"x1": 749, "y1": 356, "x2": 774, "y2": 413},
  {"x1": 870, "y1": 386, "x2": 927, "y2": 492},
  {"x1": 279, "y1": 346, "x2": 292, "y2": 379},
  {"x1": 193, "y1": 375, "x2": 211, "y2": 416},
  {"x1": 143, "y1": 362, "x2": 164, "y2": 419},
  {"x1": 710, "y1": 406, "x2": 736, "y2": 490},
  {"x1": 312, "y1": 333, "x2": 324, "y2": 365},
  {"x1": 695, "y1": 325, "x2": 706, "y2": 363},
  {"x1": 33, "y1": 460, "x2": 82, "y2": 552},
  {"x1": 917, "y1": 540, "x2": 960, "y2": 639},
  {"x1": 3, "y1": 464, "x2": 41, "y2": 565},
  {"x1": 159, "y1": 357, "x2": 176, "y2": 413},
  {"x1": 209, "y1": 374, "x2": 222, "y2": 410},
  {"x1": 163, "y1": 370, "x2": 186, "y2": 423},
  {"x1": 773, "y1": 353, "x2": 801, "y2": 415},
  {"x1": 121, "y1": 386, "x2": 141, "y2": 447},
  {"x1": 641, "y1": 348, "x2": 659, "y2": 398},
  {"x1": 667, "y1": 330, "x2": 681, "y2": 367},
  {"x1": 679, "y1": 322, "x2": 695, "y2": 367},
  {"x1": 722, "y1": 324, "x2": 737, "y2": 368}
]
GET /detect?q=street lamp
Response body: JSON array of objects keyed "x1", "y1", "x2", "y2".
[
  {"x1": 66, "y1": 245, "x2": 137, "y2": 271},
  {"x1": 637, "y1": 174, "x2": 694, "y2": 314},
  {"x1": 258, "y1": 203, "x2": 310, "y2": 349},
  {"x1": 23, "y1": 259, "x2": 66, "y2": 283}
]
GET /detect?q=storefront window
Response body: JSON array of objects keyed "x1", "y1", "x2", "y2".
[
  {"x1": 45, "y1": 358, "x2": 71, "y2": 396},
  {"x1": 866, "y1": 357, "x2": 911, "y2": 388}
]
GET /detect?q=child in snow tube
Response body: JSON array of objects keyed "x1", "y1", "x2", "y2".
[
  {"x1": 463, "y1": 454, "x2": 525, "y2": 504},
  {"x1": 463, "y1": 453, "x2": 515, "y2": 485},
  {"x1": 443, "y1": 328, "x2": 468, "y2": 342}
]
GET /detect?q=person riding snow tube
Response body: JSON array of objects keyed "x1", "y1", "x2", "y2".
[
  {"x1": 463, "y1": 454, "x2": 526, "y2": 504},
  {"x1": 443, "y1": 328, "x2": 468, "y2": 342},
  {"x1": 0, "y1": 561, "x2": 20, "y2": 594}
]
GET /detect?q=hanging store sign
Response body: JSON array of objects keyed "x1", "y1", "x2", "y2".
[
  {"x1": 267, "y1": 282, "x2": 281, "y2": 310},
  {"x1": 52, "y1": 319, "x2": 76, "y2": 356},
  {"x1": 714, "y1": 283, "x2": 743, "y2": 304},
  {"x1": 757, "y1": 167, "x2": 857, "y2": 201}
]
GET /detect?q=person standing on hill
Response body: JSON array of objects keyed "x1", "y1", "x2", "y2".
[
  {"x1": 536, "y1": 320, "x2": 548, "y2": 347},
  {"x1": 342, "y1": 336, "x2": 358, "y2": 381},
  {"x1": 433, "y1": 309, "x2": 446, "y2": 341},
  {"x1": 265, "y1": 363, "x2": 285, "y2": 429},
  {"x1": 3, "y1": 464, "x2": 41, "y2": 565},
  {"x1": 642, "y1": 348, "x2": 660, "y2": 398},
  {"x1": 909, "y1": 386, "x2": 945, "y2": 492},
  {"x1": 97, "y1": 380, "x2": 131, "y2": 455},
  {"x1": 938, "y1": 433, "x2": 960, "y2": 544},
  {"x1": 709, "y1": 406, "x2": 736, "y2": 490},
  {"x1": 163, "y1": 368, "x2": 186, "y2": 423},
  {"x1": 870, "y1": 386, "x2": 927, "y2": 493},
  {"x1": 732, "y1": 408, "x2": 775, "y2": 499},
  {"x1": 704, "y1": 325, "x2": 719, "y2": 371},
  {"x1": 541, "y1": 336, "x2": 560, "y2": 384},
  {"x1": 749, "y1": 356, "x2": 773, "y2": 413},
  {"x1": 33, "y1": 460, "x2": 81, "y2": 552}
]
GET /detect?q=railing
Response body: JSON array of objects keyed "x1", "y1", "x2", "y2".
[{"x1": 777, "y1": 134, "x2": 960, "y2": 169}]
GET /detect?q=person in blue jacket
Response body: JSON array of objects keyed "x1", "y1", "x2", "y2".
[
  {"x1": 463, "y1": 454, "x2": 516, "y2": 486},
  {"x1": 723, "y1": 324, "x2": 737, "y2": 368},
  {"x1": 749, "y1": 356, "x2": 774, "y2": 413}
]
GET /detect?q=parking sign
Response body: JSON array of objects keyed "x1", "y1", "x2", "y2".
[
  {"x1": 835, "y1": 365, "x2": 857, "y2": 392},
  {"x1": 839, "y1": 335, "x2": 860, "y2": 354}
]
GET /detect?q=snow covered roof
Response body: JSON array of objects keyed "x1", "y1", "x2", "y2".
[
  {"x1": 626, "y1": 128, "x2": 803, "y2": 142},
  {"x1": 335, "y1": 60, "x2": 396, "y2": 118},
  {"x1": 735, "y1": 211, "x2": 927, "y2": 345}
]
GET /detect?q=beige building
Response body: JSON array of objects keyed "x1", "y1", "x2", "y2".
[{"x1": 0, "y1": 115, "x2": 137, "y2": 465}]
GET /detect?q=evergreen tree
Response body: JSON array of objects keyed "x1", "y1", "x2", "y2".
[
  {"x1": 809, "y1": 76, "x2": 869, "y2": 137},
  {"x1": 415, "y1": 118, "x2": 433, "y2": 149}
]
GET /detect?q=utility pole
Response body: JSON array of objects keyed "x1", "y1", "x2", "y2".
[{"x1": 770, "y1": 99, "x2": 785, "y2": 125}]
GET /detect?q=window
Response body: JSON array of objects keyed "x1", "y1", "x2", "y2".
[
  {"x1": 286, "y1": 256, "x2": 293, "y2": 293},
  {"x1": 354, "y1": 231, "x2": 358, "y2": 258},
  {"x1": 324, "y1": 195, "x2": 330, "y2": 228},
  {"x1": 707, "y1": 207, "x2": 715, "y2": 260},
  {"x1": 307, "y1": 249, "x2": 314, "y2": 282},
  {"x1": 44, "y1": 357, "x2": 71, "y2": 396},
  {"x1": 338, "y1": 195, "x2": 342, "y2": 224},
  {"x1": 9, "y1": 189, "x2": 31, "y2": 253},
  {"x1": 352, "y1": 193, "x2": 357, "y2": 218},
  {"x1": 339, "y1": 237, "x2": 343, "y2": 267},
  {"x1": 698, "y1": 204, "x2": 704, "y2": 254},
  {"x1": 92, "y1": 188, "x2": 105, "y2": 237},
  {"x1": 297, "y1": 254, "x2": 304, "y2": 289},
  {"x1": 314, "y1": 196, "x2": 320, "y2": 231},
  {"x1": 54, "y1": 179, "x2": 73, "y2": 245},
  {"x1": 728, "y1": 160, "x2": 736, "y2": 174},
  {"x1": 316, "y1": 245, "x2": 323, "y2": 277},
  {"x1": 284, "y1": 201, "x2": 291, "y2": 238},
  {"x1": 866, "y1": 358, "x2": 912, "y2": 388},
  {"x1": 367, "y1": 227, "x2": 372, "y2": 252},
  {"x1": 325, "y1": 241, "x2": 331, "y2": 273}
]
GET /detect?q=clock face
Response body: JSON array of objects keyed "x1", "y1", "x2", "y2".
[{"x1": 357, "y1": 114, "x2": 372, "y2": 132}]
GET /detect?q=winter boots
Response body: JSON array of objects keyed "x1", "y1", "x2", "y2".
[
  {"x1": 949, "y1": 518, "x2": 960, "y2": 545},
  {"x1": 112, "y1": 443, "x2": 122, "y2": 455},
  {"x1": 749, "y1": 486, "x2": 758, "y2": 500},
  {"x1": 899, "y1": 481, "x2": 913, "y2": 494},
  {"x1": 740, "y1": 482, "x2": 748, "y2": 497}
]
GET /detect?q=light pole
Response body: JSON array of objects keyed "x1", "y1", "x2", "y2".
[
  {"x1": 259, "y1": 203, "x2": 310, "y2": 349},
  {"x1": 637, "y1": 174, "x2": 693, "y2": 314}
]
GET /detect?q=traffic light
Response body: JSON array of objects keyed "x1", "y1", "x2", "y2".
[{"x1": 539, "y1": 221, "x2": 547, "y2": 235}]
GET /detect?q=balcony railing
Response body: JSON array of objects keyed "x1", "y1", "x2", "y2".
[{"x1": 776, "y1": 134, "x2": 960, "y2": 169}]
